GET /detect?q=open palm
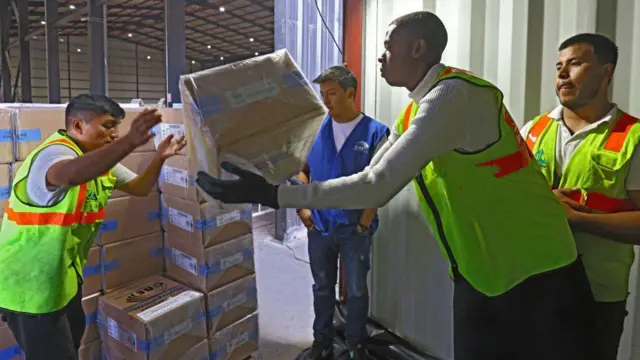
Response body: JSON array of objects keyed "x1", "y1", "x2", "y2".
[{"x1": 157, "y1": 134, "x2": 186, "y2": 160}]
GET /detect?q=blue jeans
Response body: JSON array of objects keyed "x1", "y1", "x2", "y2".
[{"x1": 307, "y1": 225, "x2": 373, "y2": 348}]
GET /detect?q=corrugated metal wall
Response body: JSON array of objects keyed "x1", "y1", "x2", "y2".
[{"x1": 362, "y1": 1, "x2": 640, "y2": 359}]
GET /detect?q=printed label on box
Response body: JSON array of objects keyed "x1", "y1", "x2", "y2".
[
  {"x1": 137, "y1": 290, "x2": 201, "y2": 321},
  {"x1": 107, "y1": 317, "x2": 137, "y2": 351},
  {"x1": 169, "y1": 207, "x2": 194, "y2": 232},
  {"x1": 220, "y1": 252, "x2": 244, "y2": 271},
  {"x1": 171, "y1": 248, "x2": 198, "y2": 276},
  {"x1": 223, "y1": 292, "x2": 248, "y2": 311},
  {"x1": 154, "y1": 124, "x2": 185, "y2": 148},
  {"x1": 163, "y1": 166, "x2": 189, "y2": 188},
  {"x1": 226, "y1": 331, "x2": 250, "y2": 353},
  {"x1": 225, "y1": 78, "x2": 281, "y2": 108},
  {"x1": 216, "y1": 210, "x2": 241, "y2": 228}
]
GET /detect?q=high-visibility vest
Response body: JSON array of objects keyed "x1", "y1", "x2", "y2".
[
  {"x1": 525, "y1": 110, "x2": 640, "y2": 302},
  {"x1": 395, "y1": 66, "x2": 577, "y2": 296},
  {"x1": 0, "y1": 130, "x2": 116, "y2": 313}
]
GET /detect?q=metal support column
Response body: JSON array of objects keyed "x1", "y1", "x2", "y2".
[
  {"x1": 88, "y1": 0, "x2": 107, "y2": 95},
  {"x1": 17, "y1": 0, "x2": 32, "y2": 102},
  {"x1": 164, "y1": 0, "x2": 186, "y2": 106},
  {"x1": 0, "y1": 0, "x2": 11, "y2": 102},
  {"x1": 45, "y1": 0, "x2": 61, "y2": 103}
]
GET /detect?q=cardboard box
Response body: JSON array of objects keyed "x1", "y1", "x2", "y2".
[
  {"x1": 102, "y1": 338, "x2": 209, "y2": 360},
  {"x1": 178, "y1": 49, "x2": 326, "y2": 183},
  {"x1": 98, "y1": 275, "x2": 207, "y2": 360},
  {"x1": 209, "y1": 313, "x2": 259, "y2": 360},
  {"x1": 166, "y1": 233, "x2": 255, "y2": 293},
  {"x1": 0, "y1": 164, "x2": 10, "y2": 220},
  {"x1": 0, "y1": 109, "x2": 15, "y2": 163},
  {"x1": 162, "y1": 194, "x2": 252, "y2": 248},
  {"x1": 101, "y1": 233, "x2": 164, "y2": 292},
  {"x1": 79, "y1": 340, "x2": 102, "y2": 360},
  {"x1": 206, "y1": 274, "x2": 257, "y2": 335},
  {"x1": 111, "y1": 152, "x2": 158, "y2": 199},
  {"x1": 0, "y1": 318, "x2": 22, "y2": 359},
  {"x1": 159, "y1": 155, "x2": 206, "y2": 203},
  {"x1": 153, "y1": 108, "x2": 187, "y2": 157},
  {"x1": 81, "y1": 293, "x2": 101, "y2": 346},
  {"x1": 98, "y1": 194, "x2": 161, "y2": 245},
  {"x1": 82, "y1": 247, "x2": 102, "y2": 296},
  {"x1": 117, "y1": 107, "x2": 157, "y2": 153},
  {"x1": 10, "y1": 161, "x2": 22, "y2": 179},
  {"x1": 14, "y1": 107, "x2": 66, "y2": 161}
]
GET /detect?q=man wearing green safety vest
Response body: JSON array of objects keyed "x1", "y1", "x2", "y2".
[
  {"x1": 524, "y1": 33, "x2": 640, "y2": 360},
  {"x1": 0, "y1": 94, "x2": 185, "y2": 360},
  {"x1": 196, "y1": 11, "x2": 593, "y2": 360}
]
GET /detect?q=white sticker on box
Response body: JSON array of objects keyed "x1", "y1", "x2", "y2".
[
  {"x1": 169, "y1": 208, "x2": 194, "y2": 232},
  {"x1": 154, "y1": 123, "x2": 185, "y2": 148},
  {"x1": 171, "y1": 248, "x2": 198, "y2": 276},
  {"x1": 226, "y1": 331, "x2": 250, "y2": 353},
  {"x1": 225, "y1": 78, "x2": 281, "y2": 108},
  {"x1": 137, "y1": 290, "x2": 201, "y2": 321},
  {"x1": 223, "y1": 292, "x2": 247, "y2": 311},
  {"x1": 220, "y1": 252, "x2": 244, "y2": 270},
  {"x1": 216, "y1": 210, "x2": 241, "y2": 228},
  {"x1": 162, "y1": 318, "x2": 193, "y2": 345},
  {"x1": 164, "y1": 166, "x2": 189, "y2": 188},
  {"x1": 107, "y1": 317, "x2": 137, "y2": 351}
]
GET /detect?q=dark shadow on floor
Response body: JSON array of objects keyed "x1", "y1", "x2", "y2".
[{"x1": 258, "y1": 338, "x2": 307, "y2": 360}]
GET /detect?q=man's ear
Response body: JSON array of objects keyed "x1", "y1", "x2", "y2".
[
  {"x1": 412, "y1": 39, "x2": 428, "y2": 59},
  {"x1": 604, "y1": 64, "x2": 615, "y2": 83},
  {"x1": 346, "y1": 87, "x2": 356, "y2": 100},
  {"x1": 70, "y1": 118, "x2": 85, "y2": 134}
]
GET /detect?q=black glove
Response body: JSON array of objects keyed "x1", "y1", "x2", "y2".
[{"x1": 196, "y1": 161, "x2": 280, "y2": 209}]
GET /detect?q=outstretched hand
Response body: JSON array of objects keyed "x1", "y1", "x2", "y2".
[{"x1": 196, "y1": 161, "x2": 280, "y2": 209}]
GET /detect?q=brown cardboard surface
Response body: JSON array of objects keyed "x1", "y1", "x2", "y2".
[
  {"x1": 110, "y1": 152, "x2": 158, "y2": 199},
  {"x1": 117, "y1": 108, "x2": 157, "y2": 153},
  {"x1": 0, "y1": 164, "x2": 10, "y2": 220},
  {"x1": 10, "y1": 161, "x2": 22, "y2": 179},
  {"x1": 209, "y1": 313, "x2": 259, "y2": 360},
  {"x1": 0, "y1": 318, "x2": 21, "y2": 359},
  {"x1": 78, "y1": 340, "x2": 102, "y2": 360},
  {"x1": 14, "y1": 107, "x2": 66, "y2": 161},
  {"x1": 179, "y1": 49, "x2": 326, "y2": 183},
  {"x1": 98, "y1": 275, "x2": 207, "y2": 360},
  {"x1": 0, "y1": 109, "x2": 14, "y2": 163},
  {"x1": 161, "y1": 194, "x2": 252, "y2": 249},
  {"x1": 82, "y1": 247, "x2": 101, "y2": 296},
  {"x1": 166, "y1": 233, "x2": 255, "y2": 293},
  {"x1": 159, "y1": 155, "x2": 206, "y2": 203},
  {"x1": 206, "y1": 274, "x2": 257, "y2": 335},
  {"x1": 97, "y1": 194, "x2": 161, "y2": 245},
  {"x1": 102, "y1": 233, "x2": 164, "y2": 292},
  {"x1": 81, "y1": 293, "x2": 101, "y2": 346}
]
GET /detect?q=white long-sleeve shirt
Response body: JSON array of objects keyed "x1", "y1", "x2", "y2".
[{"x1": 278, "y1": 63, "x2": 503, "y2": 209}]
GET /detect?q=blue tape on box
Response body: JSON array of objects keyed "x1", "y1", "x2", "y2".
[
  {"x1": 210, "y1": 330, "x2": 258, "y2": 360},
  {"x1": 147, "y1": 211, "x2": 161, "y2": 222},
  {"x1": 197, "y1": 95, "x2": 225, "y2": 118},
  {"x1": 86, "y1": 311, "x2": 97, "y2": 326},
  {"x1": 83, "y1": 263, "x2": 101, "y2": 277},
  {"x1": 0, "y1": 344, "x2": 22, "y2": 360},
  {"x1": 137, "y1": 311, "x2": 206, "y2": 353},
  {"x1": 17, "y1": 129, "x2": 42, "y2": 142},
  {"x1": 193, "y1": 208, "x2": 253, "y2": 231},
  {"x1": 149, "y1": 246, "x2": 164, "y2": 258},
  {"x1": 198, "y1": 248, "x2": 254, "y2": 277},
  {"x1": 0, "y1": 129, "x2": 13, "y2": 143},
  {"x1": 207, "y1": 287, "x2": 257, "y2": 319},
  {"x1": 99, "y1": 220, "x2": 118, "y2": 233},
  {"x1": 102, "y1": 260, "x2": 120, "y2": 273},
  {"x1": 0, "y1": 186, "x2": 10, "y2": 200},
  {"x1": 282, "y1": 71, "x2": 307, "y2": 89}
]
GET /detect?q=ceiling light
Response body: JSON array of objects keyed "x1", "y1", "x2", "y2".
[
  {"x1": 192, "y1": 60, "x2": 196, "y2": 64},
  {"x1": 77, "y1": 48, "x2": 81, "y2": 52},
  {"x1": 69, "y1": 5, "x2": 76, "y2": 9},
  {"x1": 219, "y1": 6, "x2": 225, "y2": 12},
  {"x1": 255, "y1": 52, "x2": 259, "y2": 56},
  {"x1": 32, "y1": 36, "x2": 38, "y2": 39},
  {"x1": 40, "y1": 20, "x2": 46, "y2": 25},
  {"x1": 249, "y1": 38, "x2": 254, "y2": 42},
  {"x1": 59, "y1": 38, "x2": 64, "y2": 42},
  {"x1": 128, "y1": 33, "x2": 132, "y2": 37},
  {"x1": 147, "y1": 55, "x2": 151, "y2": 60},
  {"x1": 207, "y1": 45, "x2": 211, "y2": 49},
  {"x1": 220, "y1": 56, "x2": 224, "y2": 60}
]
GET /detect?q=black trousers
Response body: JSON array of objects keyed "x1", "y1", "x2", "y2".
[
  {"x1": 588, "y1": 300, "x2": 627, "y2": 360},
  {"x1": 453, "y1": 259, "x2": 593, "y2": 360},
  {"x1": 1, "y1": 289, "x2": 85, "y2": 360}
]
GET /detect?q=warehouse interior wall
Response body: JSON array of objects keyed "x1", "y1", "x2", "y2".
[{"x1": 362, "y1": 1, "x2": 640, "y2": 360}]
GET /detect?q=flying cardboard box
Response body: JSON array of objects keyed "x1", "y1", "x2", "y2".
[
  {"x1": 206, "y1": 274, "x2": 257, "y2": 335},
  {"x1": 0, "y1": 109, "x2": 14, "y2": 163},
  {"x1": 98, "y1": 275, "x2": 207, "y2": 360},
  {"x1": 0, "y1": 318, "x2": 22, "y2": 360},
  {"x1": 178, "y1": 49, "x2": 326, "y2": 184},
  {"x1": 79, "y1": 340, "x2": 102, "y2": 360},
  {"x1": 0, "y1": 164, "x2": 10, "y2": 221},
  {"x1": 97, "y1": 194, "x2": 161, "y2": 245},
  {"x1": 82, "y1": 293, "x2": 101, "y2": 346},
  {"x1": 13, "y1": 107, "x2": 66, "y2": 161},
  {"x1": 209, "y1": 313, "x2": 259, "y2": 360},
  {"x1": 82, "y1": 247, "x2": 102, "y2": 296},
  {"x1": 161, "y1": 194, "x2": 252, "y2": 249},
  {"x1": 166, "y1": 233, "x2": 255, "y2": 293},
  {"x1": 101, "y1": 233, "x2": 164, "y2": 292},
  {"x1": 111, "y1": 152, "x2": 157, "y2": 199}
]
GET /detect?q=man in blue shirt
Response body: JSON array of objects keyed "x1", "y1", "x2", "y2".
[{"x1": 296, "y1": 66, "x2": 389, "y2": 360}]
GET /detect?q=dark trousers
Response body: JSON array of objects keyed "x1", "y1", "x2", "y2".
[
  {"x1": 307, "y1": 225, "x2": 372, "y2": 349},
  {"x1": 1, "y1": 289, "x2": 85, "y2": 360},
  {"x1": 588, "y1": 300, "x2": 627, "y2": 360},
  {"x1": 454, "y1": 259, "x2": 593, "y2": 360}
]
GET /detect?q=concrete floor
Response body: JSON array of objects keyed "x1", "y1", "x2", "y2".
[{"x1": 253, "y1": 224, "x2": 315, "y2": 360}]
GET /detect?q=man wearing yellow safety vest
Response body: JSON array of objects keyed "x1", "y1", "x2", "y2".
[
  {"x1": 0, "y1": 94, "x2": 185, "y2": 359},
  {"x1": 196, "y1": 11, "x2": 593, "y2": 360},
  {"x1": 523, "y1": 33, "x2": 640, "y2": 360}
]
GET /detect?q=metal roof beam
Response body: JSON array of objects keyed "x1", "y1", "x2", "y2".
[{"x1": 185, "y1": 0, "x2": 272, "y2": 33}]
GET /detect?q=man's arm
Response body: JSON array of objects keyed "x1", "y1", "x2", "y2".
[
  {"x1": 278, "y1": 80, "x2": 472, "y2": 209},
  {"x1": 357, "y1": 134, "x2": 389, "y2": 229}
]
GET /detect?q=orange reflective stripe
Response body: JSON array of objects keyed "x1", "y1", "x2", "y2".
[
  {"x1": 526, "y1": 114, "x2": 551, "y2": 150},
  {"x1": 566, "y1": 190, "x2": 636, "y2": 213},
  {"x1": 403, "y1": 102, "x2": 415, "y2": 131},
  {"x1": 604, "y1": 112, "x2": 638, "y2": 153},
  {"x1": 43, "y1": 138, "x2": 81, "y2": 153}
]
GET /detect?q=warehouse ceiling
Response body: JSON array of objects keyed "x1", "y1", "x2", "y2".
[{"x1": 8, "y1": 0, "x2": 274, "y2": 66}]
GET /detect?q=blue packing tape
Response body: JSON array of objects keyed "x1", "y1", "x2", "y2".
[
  {"x1": 197, "y1": 95, "x2": 225, "y2": 118},
  {"x1": 137, "y1": 311, "x2": 206, "y2": 353},
  {"x1": 282, "y1": 71, "x2": 307, "y2": 89},
  {"x1": 102, "y1": 260, "x2": 120, "y2": 273},
  {"x1": 210, "y1": 330, "x2": 258, "y2": 360},
  {"x1": 17, "y1": 129, "x2": 42, "y2": 142},
  {"x1": 83, "y1": 263, "x2": 101, "y2": 277},
  {"x1": 207, "y1": 287, "x2": 257, "y2": 319},
  {"x1": 147, "y1": 211, "x2": 161, "y2": 222},
  {"x1": 198, "y1": 248, "x2": 254, "y2": 277},
  {"x1": 193, "y1": 208, "x2": 253, "y2": 231},
  {"x1": 0, "y1": 186, "x2": 10, "y2": 200},
  {"x1": 0, "y1": 344, "x2": 22, "y2": 360},
  {"x1": 149, "y1": 246, "x2": 164, "y2": 258},
  {"x1": 86, "y1": 311, "x2": 97, "y2": 326},
  {"x1": 0, "y1": 129, "x2": 13, "y2": 143},
  {"x1": 99, "y1": 220, "x2": 118, "y2": 233}
]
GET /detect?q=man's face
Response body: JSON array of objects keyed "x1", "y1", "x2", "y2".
[
  {"x1": 319, "y1": 81, "x2": 354, "y2": 118},
  {"x1": 378, "y1": 25, "x2": 414, "y2": 87},
  {"x1": 555, "y1": 43, "x2": 611, "y2": 109},
  {"x1": 73, "y1": 113, "x2": 121, "y2": 152}
]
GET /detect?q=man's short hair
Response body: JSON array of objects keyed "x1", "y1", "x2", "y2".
[
  {"x1": 390, "y1": 11, "x2": 448, "y2": 62},
  {"x1": 312, "y1": 66, "x2": 358, "y2": 97},
  {"x1": 559, "y1": 33, "x2": 618, "y2": 68},
  {"x1": 65, "y1": 94, "x2": 125, "y2": 128}
]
